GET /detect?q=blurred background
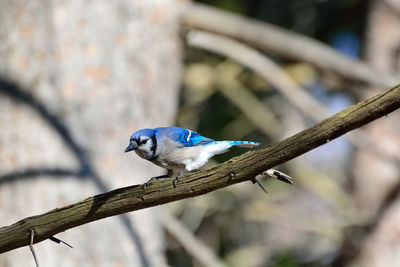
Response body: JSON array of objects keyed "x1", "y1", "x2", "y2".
[{"x1": 1, "y1": 0, "x2": 400, "y2": 266}]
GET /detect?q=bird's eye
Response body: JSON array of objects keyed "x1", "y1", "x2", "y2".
[{"x1": 143, "y1": 139, "x2": 148, "y2": 144}]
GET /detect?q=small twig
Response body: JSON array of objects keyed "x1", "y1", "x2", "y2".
[
  {"x1": 251, "y1": 177, "x2": 268, "y2": 194},
  {"x1": 29, "y1": 229, "x2": 40, "y2": 267},
  {"x1": 49, "y1": 236, "x2": 73, "y2": 248}
]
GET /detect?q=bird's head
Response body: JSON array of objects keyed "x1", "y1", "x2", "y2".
[{"x1": 125, "y1": 128, "x2": 157, "y2": 159}]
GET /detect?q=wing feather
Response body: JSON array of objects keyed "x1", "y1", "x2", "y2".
[{"x1": 155, "y1": 127, "x2": 214, "y2": 147}]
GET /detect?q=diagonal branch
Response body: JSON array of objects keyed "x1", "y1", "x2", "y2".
[{"x1": 1, "y1": 84, "x2": 400, "y2": 254}]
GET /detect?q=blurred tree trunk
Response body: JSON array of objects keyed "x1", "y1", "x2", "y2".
[
  {"x1": 351, "y1": 0, "x2": 400, "y2": 266},
  {"x1": 0, "y1": 0, "x2": 182, "y2": 266}
]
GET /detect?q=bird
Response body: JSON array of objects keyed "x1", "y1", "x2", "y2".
[{"x1": 124, "y1": 126, "x2": 292, "y2": 192}]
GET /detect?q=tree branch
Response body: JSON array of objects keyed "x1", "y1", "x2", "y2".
[
  {"x1": 1, "y1": 84, "x2": 400, "y2": 254},
  {"x1": 183, "y1": 3, "x2": 399, "y2": 87}
]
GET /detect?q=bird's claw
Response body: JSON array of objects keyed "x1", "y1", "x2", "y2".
[
  {"x1": 142, "y1": 174, "x2": 170, "y2": 189},
  {"x1": 141, "y1": 181, "x2": 151, "y2": 190},
  {"x1": 172, "y1": 170, "x2": 188, "y2": 188},
  {"x1": 173, "y1": 178, "x2": 178, "y2": 188}
]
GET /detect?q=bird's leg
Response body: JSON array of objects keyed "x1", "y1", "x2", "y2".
[
  {"x1": 142, "y1": 174, "x2": 170, "y2": 189},
  {"x1": 173, "y1": 170, "x2": 188, "y2": 188}
]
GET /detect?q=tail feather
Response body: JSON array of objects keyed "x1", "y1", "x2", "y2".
[
  {"x1": 204, "y1": 140, "x2": 261, "y2": 155},
  {"x1": 223, "y1": 140, "x2": 261, "y2": 148}
]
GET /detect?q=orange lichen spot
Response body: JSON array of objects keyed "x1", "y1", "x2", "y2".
[
  {"x1": 147, "y1": 6, "x2": 167, "y2": 24},
  {"x1": 84, "y1": 43, "x2": 98, "y2": 55},
  {"x1": 57, "y1": 200, "x2": 69, "y2": 208},
  {"x1": 105, "y1": 128, "x2": 117, "y2": 138},
  {"x1": 8, "y1": 155, "x2": 17, "y2": 167},
  {"x1": 61, "y1": 83, "x2": 76, "y2": 99},
  {"x1": 105, "y1": 157, "x2": 116, "y2": 170},
  {"x1": 17, "y1": 58, "x2": 28, "y2": 69},
  {"x1": 79, "y1": 19, "x2": 87, "y2": 28},
  {"x1": 84, "y1": 66, "x2": 110, "y2": 80},
  {"x1": 21, "y1": 25, "x2": 33, "y2": 37},
  {"x1": 116, "y1": 34, "x2": 127, "y2": 45},
  {"x1": 142, "y1": 72, "x2": 153, "y2": 86}
]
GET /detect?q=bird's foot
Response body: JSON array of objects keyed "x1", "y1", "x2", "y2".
[
  {"x1": 173, "y1": 170, "x2": 188, "y2": 188},
  {"x1": 142, "y1": 174, "x2": 170, "y2": 189}
]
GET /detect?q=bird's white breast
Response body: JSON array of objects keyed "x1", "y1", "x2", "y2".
[{"x1": 152, "y1": 140, "x2": 232, "y2": 171}]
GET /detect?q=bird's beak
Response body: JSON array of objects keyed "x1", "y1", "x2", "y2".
[{"x1": 124, "y1": 143, "x2": 137, "y2": 153}]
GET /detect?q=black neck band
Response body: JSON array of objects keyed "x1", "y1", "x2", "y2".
[{"x1": 150, "y1": 135, "x2": 157, "y2": 160}]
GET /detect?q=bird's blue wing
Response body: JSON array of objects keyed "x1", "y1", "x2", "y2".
[
  {"x1": 184, "y1": 130, "x2": 214, "y2": 147},
  {"x1": 156, "y1": 127, "x2": 214, "y2": 147}
]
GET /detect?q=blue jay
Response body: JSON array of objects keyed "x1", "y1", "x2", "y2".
[{"x1": 125, "y1": 127, "x2": 292, "y2": 192}]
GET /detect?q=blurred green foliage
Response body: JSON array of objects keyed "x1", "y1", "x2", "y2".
[{"x1": 168, "y1": 1, "x2": 367, "y2": 266}]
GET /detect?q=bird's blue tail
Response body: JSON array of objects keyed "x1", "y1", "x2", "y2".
[{"x1": 211, "y1": 140, "x2": 261, "y2": 148}]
